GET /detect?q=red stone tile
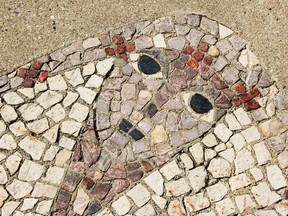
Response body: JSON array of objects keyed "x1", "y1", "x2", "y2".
[
  {"x1": 126, "y1": 43, "x2": 135, "y2": 52},
  {"x1": 101, "y1": 190, "x2": 116, "y2": 205},
  {"x1": 61, "y1": 173, "x2": 81, "y2": 192},
  {"x1": 203, "y1": 56, "x2": 213, "y2": 65},
  {"x1": 82, "y1": 177, "x2": 95, "y2": 190},
  {"x1": 223, "y1": 89, "x2": 236, "y2": 99},
  {"x1": 250, "y1": 87, "x2": 261, "y2": 98},
  {"x1": 199, "y1": 42, "x2": 209, "y2": 52},
  {"x1": 69, "y1": 162, "x2": 85, "y2": 174},
  {"x1": 187, "y1": 59, "x2": 199, "y2": 69},
  {"x1": 17, "y1": 68, "x2": 28, "y2": 78},
  {"x1": 31, "y1": 60, "x2": 43, "y2": 70},
  {"x1": 193, "y1": 51, "x2": 204, "y2": 62},
  {"x1": 23, "y1": 78, "x2": 35, "y2": 88},
  {"x1": 240, "y1": 93, "x2": 253, "y2": 103},
  {"x1": 245, "y1": 99, "x2": 261, "y2": 111},
  {"x1": 39, "y1": 71, "x2": 48, "y2": 82},
  {"x1": 182, "y1": 46, "x2": 194, "y2": 54},
  {"x1": 56, "y1": 190, "x2": 71, "y2": 209},
  {"x1": 169, "y1": 69, "x2": 188, "y2": 89},
  {"x1": 92, "y1": 183, "x2": 112, "y2": 200},
  {"x1": 86, "y1": 166, "x2": 103, "y2": 182},
  {"x1": 53, "y1": 210, "x2": 67, "y2": 216},
  {"x1": 126, "y1": 162, "x2": 141, "y2": 171},
  {"x1": 128, "y1": 170, "x2": 143, "y2": 182},
  {"x1": 119, "y1": 53, "x2": 128, "y2": 61},
  {"x1": 103, "y1": 163, "x2": 126, "y2": 180},
  {"x1": 233, "y1": 97, "x2": 242, "y2": 107},
  {"x1": 105, "y1": 47, "x2": 115, "y2": 56},
  {"x1": 199, "y1": 64, "x2": 214, "y2": 80},
  {"x1": 28, "y1": 69, "x2": 40, "y2": 78},
  {"x1": 72, "y1": 144, "x2": 81, "y2": 162},
  {"x1": 116, "y1": 44, "x2": 125, "y2": 54},
  {"x1": 113, "y1": 35, "x2": 124, "y2": 45},
  {"x1": 81, "y1": 142, "x2": 100, "y2": 167},
  {"x1": 112, "y1": 179, "x2": 130, "y2": 193},
  {"x1": 141, "y1": 161, "x2": 153, "y2": 172},
  {"x1": 233, "y1": 82, "x2": 247, "y2": 94}
]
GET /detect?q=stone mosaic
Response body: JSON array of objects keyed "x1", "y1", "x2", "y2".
[{"x1": 0, "y1": 13, "x2": 287, "y2": 216}]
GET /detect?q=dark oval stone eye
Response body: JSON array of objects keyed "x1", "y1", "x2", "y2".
[
  {"x1": 190, "y1": 93, "x2": 213, "y2": 114},
  {"x1": 138, "y1": 55, "x2": 161, "y2": 75}
]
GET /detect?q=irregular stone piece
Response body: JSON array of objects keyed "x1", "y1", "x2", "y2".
[
  {"x1": 184, "y1": 192, "x2": 210, "y2": 213},
  {"x1": 61, "y1": 120, "x2": 82, "y2": 136},
  {"x1": 241, "y1": 126, "x2": 260, "y2": 143},
  {"x1": 69, "y1": 103, "x2": 89, "y2": 122},
  {"x1": 127, "y1": 184, "x2": 150, "y2": 207},
  {"x1": 27, "y1": 118, "x2": 49, "y2": 134},
  {"x1": 0, "y1": 134, "x2": 17, "y2": 150},
  {"x1": 96, "y1": 58, "x2": 114, "y2": 76},
  {"x1": 208, "y1": 158, "x2": 231, "y2": 178},
  {"x1": 215, "y1": 198, "x2": 236, "y2": 216},
  {"x1": 9, "y1": 121, "x2": 28, "y2": 136},
  {"x1": 1, "y1": 201, "x2": 21, "y2": 216},
  {"x1": 19, "y1": 136, "x2": 46, "y2": 160},
  {"x1": 202, "y1": 133, "x2": 218, "y2": 147},
  {"x1": 73, "y1": 188, "x2": 90, "y2": 215},
  {"x1": 112, "y1": 196, "x2": 131, "y2": 216},
  {"x1": 201, "y1": 17, "x2": 219, "y2": 36},
  {"x1": 7, "y1": 180, "x2": 33, "y2": 199},
  {"x1": 235, "y1": 194, "x2": 256, "y2": 213},
  {"x1": 0, "y1": 105, "x2": 18, "y2": 123},
  {"x1": 160, "y1": 160, "x2": 182, "y2": 181},
  {"x1": 206, "y1": 182, "x2": 228, "y2": 203},
  {"x1": 19, "y1": 159, "x2": 44, "y2": 181},
  {"x1": 0, "y1": 165, "x2": 8, "y2": 184},
  {"x1": 47, "y1": 74, "x2": 67, "y2": 90},
  {"x1": 251, "y1": 182, "x2": 281, "y2": 207},
  {"x1": 3, "y1": 92, "x2": 24, "y2": 105},
  {"x1": 214, "y1": 123, "x2": 232, "y2": 142},
  {"x1": 187, "y1": 166, "x2": 207, "y2": 192},
  {"x1": 266, "y1": 165, "x2": 287, "y2": 190},
  {"x1": 36, "y1": 90, "x2": 63, "y2": 109},
  {"x1": 85, "y1": 74, "x2": 104, "y2": 88},
  {"x1": 65, "y1": 68, "x2": 84, "y2": 87},
  {"x1": 253, "y1": 142, "x2": 271, "y2": 165},
  {"x1": 76, "y1": 86, "x2": 97, "y2": 104},
  {"x1": 186, "y1": 29, "x2": 204, "y2": 47},
  {"x1": 144, "y1": 170, "x2": 164, "y2": 195},
  {"x1": 153, "y1": 34, "x2": 166, "y2": 48},
  {"x1": 63, "y1": 91, "x2": 79, "y2": 107},
  {"x1": 219, "y1": 24, "x2": 233, "y2": 39},
  {"x1": 165, "y1": 178, "x2": 191, "y2": 196},
  {"x1": 43, "y1": 166, "x2": 65, "y2": 185},
  {"x1": 229, "y1": 173, "x2": 251, "y2": 191}
]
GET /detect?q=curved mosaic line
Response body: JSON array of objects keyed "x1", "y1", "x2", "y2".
[{"x1": 0, "y1": 13, "x2": 287, "y2": 216}]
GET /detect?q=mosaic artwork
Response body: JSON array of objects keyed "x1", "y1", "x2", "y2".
[{"x1": 0, "y1": 13, "x2": 287, "y2": 216}]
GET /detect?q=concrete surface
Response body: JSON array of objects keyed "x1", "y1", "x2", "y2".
[{"x1": 0, "y1": 0, "x2": 287, "y2": 97}]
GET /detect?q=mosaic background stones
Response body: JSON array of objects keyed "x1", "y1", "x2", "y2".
[{"x1": 0, "y1": 13, "x2": 287, "y2": 216}]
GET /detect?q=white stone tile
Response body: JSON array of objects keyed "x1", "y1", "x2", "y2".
[
  {"x1": 6, "y1": 180, "x2": 33, "y2": 199},
  {"x1": 63, "y1": 91, "x2": 79, "y2": 107},
  {"x1": 253, "y1": 142, "x2": 271, "y2": 165},
  {"x1": 112, "y1": 196, "x2": 131, "y2": 216},
  {"x1": 36, "y1": 90, "x2": 63, "y2": 109},
  {"x1": 73, "y1": 188, "x2": 90, "y2": 215},
  {"x1": 0, "y1": 120, "x2": 6, "y2": 137},
  {"x1": 1, "y1": 201, "x2": 21, "y2": 216},
  {"x1": 45, "y1": 104, "x2": 66, "y2": 123},
  {"x1": 249, "y1": 167, "x2": 263, "y2": 182},
  {"x1": 69, "y1": 103, "x2": 89, "y2": 122},
  {"x1": 214, "y1": 123, "x2": 232, "y2": 142},
  {"x1": 43, "y1": 124, "x2": 59, "y2": 143},
  {"x1": 275, "y1": 200, "x2": 288, "y2": 216},
  {"x1": 144, "y1": 170, "x2": 164, "y2": 195},
  {"x1": 18, "y1": 88, "x2": 35, "y2": 99},
  {"x1": 76, "y1": 86, "x2": 97, "y2": 104},
  {"x1": 18, "y1": 136, "x2": 46, "y2": 160},
  {"x1": 0, "y1": 134, "x2": 17, "y2": 150},
  {"x1": 9, "y1": 121, "x2": 28, "y2": 136},
  {"x1": 36, "y1": 199, "x2": 53, "y2": 215},
  {"x1": 47, "y1": 74, "x2": 67, "y2": 90},
  {"x1": 3, "y1": 92, "x2": 24, "y2": 105},
  {"x1": 0, "y1": 165, "x2": 8, "y2": 184},
  {"x1": 187, "y1": 166, "x2": 207, "y2": 192},
  {"x1": 59, "y1": 136, "x2": 76, "y2": 150},
  {"x1": 21, "y1": 198, "x2": 38, "y2": 211},
  {"x1": 54, "y1": 149, "x2": 72, "y2": 167},
  {"x1": 235, "y1": 194, "x2": 256, "y2": 213},
  {"x1": 27, "y1": 118, "x2": 49, "y2": 134},
  {"x1": 135, "y1": 204, "x2": 155, "y2": 216},
  {"x1": 229, "y1": 133, "x2": 246, "y2": 152},
  {"x1": 180, "y1": 153, "x2": 194, "y2": 170},
  {"x1": 202, "y1": 133, "x2": 218, "y2": 147},
  {"x1": 152, "y1": 195, "x2": 167, "y2": 210},
  {"x1": 43, "y1": 145, "x2": 59, "y2": 161},
  {"x1": 85, "y1": 74, "x2": 104, "y2": 88},
  {"x1": 5, "y1": 152, "x2": 22, "y2": 175},
  {"x1": 266, "y1": 165, "x2": 287, "y2": 190},
  {"x1": 255, "y1": 210, "x2": 278, "y2": 216},
  {"x1": 235, "y1": 148, "x2": 255, "y2": 174},
  {"x1": 219, "y1": 24, "x2": 233, "y2": 39},
  {"x1": 225, "y1": 113, "x2": 241, "y2": 130},
  {"x1": 19, "y1": 103, "x2": 43, "y2": 121},
  {"x1": 61, "y1": 120, "x2": 82, "y2": 136},
  {"x1": 65, "y1": 68, "x2": 84, "y2": 87},
  {"x1": 167, "y1": 199, "x2": 186, "y2": 216},
  {"x1": 234, "y1": 107, "x2": 251, "y2": 126},
  {"x1": 159, "y1": 160, "x2": 182, "y2": 181},
  {"x1": 241, "y1": 126, "x2": 261, "y2": 143},
  {"x1": 219, "y1": 148, "x2": 235, "y2": 163},
  {"x1": 153, "y1": 34, "x2": 166, "y2": 48},
  {"x1": 215, "y1": 198, "x2": 236, "y2": 216},
  {"x1": 207, "y1": 158, "x2": 231, "y2": 178},
  {"x1": 82, "y1": 62, "x2": 95, "y2": 76},
  {"x1": 229, "y1": 173, "x2": 251, "y2": 191},
  {"x1": 184, "y1": 192, "x2": 210, "y2": 213},
  {"x1": 251, "y1": 182, "x2": 281, "y2": 207},
  {"x1": 0, "y1": 105, "x2": 18, "y2": 123},
  {"x1": 0, "y1": 186, "x2": 8, "y2": 207},
  {"x1": 31, "y1": 182, "x2": 58, "y2": 198},
  {"x1": 96, "y1": 58, "x2": 114, "y2": 76},
  {"x1": 206, "y1": 182, "x2": 228, "y2": 203},
  {"x1": 165, "y1": 178, "x2": 190, "y2": 196},
  {"x1": 127, "y1": 184, "x2": 150, "y2": 207},
  {"x1": 19, "y1": 159, "x2": 45, "y2": 182}
]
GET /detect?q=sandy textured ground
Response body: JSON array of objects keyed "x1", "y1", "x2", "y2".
[{"x1": 0, "y1": 0, "x2": 287, "y2": 97}]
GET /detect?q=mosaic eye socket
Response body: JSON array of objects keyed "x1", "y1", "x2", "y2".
[
  {"x1": 138, "y1": 55, "x2": 161, "y2": 75},
  {"x1": 190, "y1": 93, "x2": 213, "y2": 114}
]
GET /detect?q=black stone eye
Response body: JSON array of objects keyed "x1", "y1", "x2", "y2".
[
  {"x1": 138, "y1": 55, "x2": 161, "y2": 75},
  {"x1": 190, "y1": 93, "x2": 213, "y2": 114}
]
